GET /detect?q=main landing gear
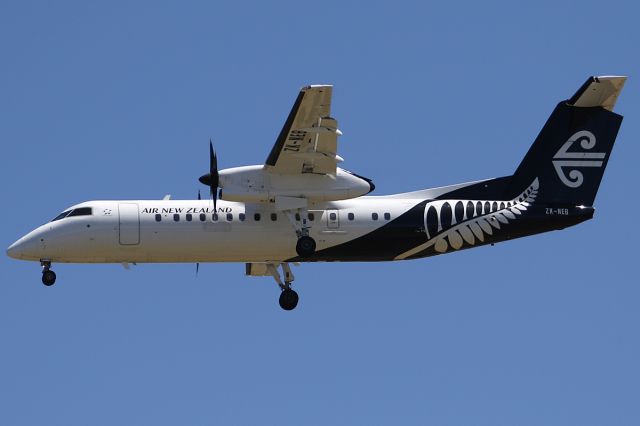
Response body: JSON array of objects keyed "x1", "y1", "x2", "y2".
[
  {"x1": 279, "y1": 287, "x2": 299, "y2": 311},
  {"x1": 295, "y1": 235, "x2": 316, "y2": 257},
  {"x1": 41, "y1": 260, "x2": 56, "y2": 286},
  {"x1": 283, "y1": 209, "x2": 316, "y2": 258},
  {"x1": 266, "y1": 263, "x2": 299, "y2": 311}
]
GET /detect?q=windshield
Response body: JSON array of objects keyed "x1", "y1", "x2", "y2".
[
  {"x1": 51, "y1": 207, "x2": 93, "y2": 222},
  {"x1": 51, "y1": 210, "x2": 72, "y2": 222},
  {"x1": 67, "y1": 207, "x2": 92, "y2": 217}
]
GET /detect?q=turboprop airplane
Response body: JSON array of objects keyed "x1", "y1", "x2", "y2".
[{"x1": 7, "y1": 76, "x2": 626, "y2": 310}]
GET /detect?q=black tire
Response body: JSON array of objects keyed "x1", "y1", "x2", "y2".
[
  {"x1": 42, "y1": 270, "x2": 56, "y2": 286},
  {"x1": 279, "y1": 289, "x2": 299, "y2": 311},
  {"x1": 295, "y1": 236, "x2": 316, "y2": 257}
]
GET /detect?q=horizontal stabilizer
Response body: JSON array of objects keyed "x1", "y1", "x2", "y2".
[{"x1": 568, "y1": 76, "x2": 627, "y2": 111}]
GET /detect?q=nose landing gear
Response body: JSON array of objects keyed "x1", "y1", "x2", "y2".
[{"x1": 41, "y1": 260, "x2": 56, "y2": 286}]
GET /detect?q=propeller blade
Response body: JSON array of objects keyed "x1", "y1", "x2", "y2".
[
  {"x1": 209, "y1": 139, "x2": 219, "y2": 212},
  {"x1": 198, "y1": 139, "x2": 220, "y2": 211},
  {"x1": 196, "y1": 262, "x2": 200, "y2": 276},
  {"x1": 198, "y1": 189, "x2": 201, "y2": 200}
]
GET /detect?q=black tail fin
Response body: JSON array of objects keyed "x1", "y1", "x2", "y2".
[{"x1": 507, "y1": 76, "x2": 626, "y2": 206}]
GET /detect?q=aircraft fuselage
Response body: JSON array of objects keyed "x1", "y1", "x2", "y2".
[{"x1": 7, "y1": 194, "x2": 592, "y2": 265}]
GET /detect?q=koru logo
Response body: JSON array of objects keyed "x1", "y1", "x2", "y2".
[{"x1": 552, "y1": 130, "x2": 606, "y2": 188}]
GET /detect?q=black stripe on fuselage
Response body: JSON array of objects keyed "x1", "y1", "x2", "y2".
[
  {"x1": 287, "y1": 200, "x2": 429, "y2": 262},
  {"x1": 286, "y1": 185, "x2": 594, "y2": 263}
]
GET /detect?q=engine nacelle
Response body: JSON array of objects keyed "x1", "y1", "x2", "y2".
[{"x1": 218, "y1": 165, "x2": 374, "y2": 203}]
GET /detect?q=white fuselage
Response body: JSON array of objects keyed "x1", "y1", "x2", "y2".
[{"x1": 7, "y1": 197, "x2": 417, "y2": 264}]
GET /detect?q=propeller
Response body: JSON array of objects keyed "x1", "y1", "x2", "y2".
[
  {"x1": 196, "y1": 140, "x2": 219, "y2": 278},
  {"x1": 196, "y1": 191, "x2": 200, "y2": 275},
  {"x1": 198, "y1": 139, "x2": 220, "y2": 212}
]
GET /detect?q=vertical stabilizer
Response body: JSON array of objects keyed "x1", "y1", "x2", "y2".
[{"x1": 507, "y1": 76, "x2": 625, "y2": 206}]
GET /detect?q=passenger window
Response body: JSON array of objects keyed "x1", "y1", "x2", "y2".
[
  {"x1": 239, "y1": 213, "x2": 246, "y2": 221},
  {"x1": 199, "y1": 213, "x2": 206, "y2": 222},
  {"x1": 155, "y1": 214, "x2": 162, "y2": 222},
  {"x1": 173, "y1": 214, "x2": 180, "y2": 222},
  {"x1": 348, "y1": 213, "x2": 354, "y2": 220},
  {"x1": 308, "y1": 213, "x2": 315, "y2": 221},
  {"x1": 226, "y1": 213, "x2": 233, "y2": 222},
  {"x1": 254, "y1": 213, "x2": 261, "y2": 221},
  {"x1": 271, "y1": 213, "x2": 277, "y2": 221},
  {"x1": 384, "y1": 212, "x2": 391, "y2": 220},
  {"x1": 186, "y1": 213, "x2": 192, "y2": 222},
  {"x1": 212, "y1": 213, "x2": 219, "y2": 221},
  {"x1": 372, "y1": 213, "x2": 379, "y2": 220}
]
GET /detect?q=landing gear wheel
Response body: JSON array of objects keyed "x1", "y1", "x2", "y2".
[
  {"x1": 296, "y1": 236, "x2": 316, "y2": 257},
  {"x1": 42, "y1": 270, "x2": 56, "y2": 286},
  {"x1": 279, "y1": 288, "x2": 299, "y2": 311}
]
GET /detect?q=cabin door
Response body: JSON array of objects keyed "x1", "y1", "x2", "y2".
[
  {"x1": 326, "y1": 209, "x2": 340, "y2": 229},
  {"x1": 118, "y1": 203, "x2": 140, "y2": 245}
]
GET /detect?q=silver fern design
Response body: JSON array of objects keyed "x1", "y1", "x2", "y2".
[{"x1": 395, "y1": 178, "x2": 539, "y2": 260}]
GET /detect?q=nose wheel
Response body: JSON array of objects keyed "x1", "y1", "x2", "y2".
[
  {"x1": 41, "y1": 261, "x2": 56, "y2": 286},
  {"x1": 42, "y1": 270, "x2": 56, "y2": 286}
]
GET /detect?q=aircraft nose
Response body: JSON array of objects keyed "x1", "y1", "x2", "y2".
[
  {"x1": 7, "y1": 239, "x2": 24, "y2": 259},
  {"x1": 7, "y1": 232, "x2": 42, "y2": 260}
]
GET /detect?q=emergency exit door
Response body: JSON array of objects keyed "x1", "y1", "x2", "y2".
[{"x1": 118, "y1": 203, "x2": 140, "y2": 245}]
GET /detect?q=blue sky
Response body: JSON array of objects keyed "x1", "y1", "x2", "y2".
[{"x1": 1, "y1": 1, "x2": 639, "y2": 424}]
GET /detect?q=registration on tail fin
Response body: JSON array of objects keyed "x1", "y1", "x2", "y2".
[{"x1": 507, "y1": 76, "x2": 626, "y2": 206}]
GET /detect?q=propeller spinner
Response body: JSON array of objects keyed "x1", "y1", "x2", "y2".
[{"x1": 198, "y1": 140, "x2": 220, "y2": 211}]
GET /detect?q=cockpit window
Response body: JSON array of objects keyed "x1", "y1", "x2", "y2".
[
  {"x1": 52, "y1": 210, "x2": 72, "y2": 222},
  {"x1": 67, "y1": 207, "x2": 93, "y2": 217},
  {"x1": 51, "y1": 207, "x2": 93, "y2": 222}
]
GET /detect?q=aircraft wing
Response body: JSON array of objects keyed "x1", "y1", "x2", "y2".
[{"x1": 265, "y1": 85, "x2": 343, "y2": 175}]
